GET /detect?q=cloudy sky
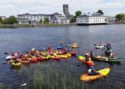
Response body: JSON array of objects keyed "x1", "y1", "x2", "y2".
[{"x1": 0, "y1": 0, "x2": 125, "y2": 17}]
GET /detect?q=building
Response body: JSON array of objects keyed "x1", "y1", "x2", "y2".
[
  {"x1": 50, "y1": 12, "x2": 69, "y2": 24},
  {"x1": 17, "y1": 18, "x2": 29, "y2": 24},
  {"x1": 0, "y1": 16, "x2": 6, "y2": 20},
  {"x1": 17, "y1": 13, "x2": 51, "y2": 24},
  {"x1": 76, "y1": 12, "x2": 108, "y2": 25},
  {"x1": 107, "y1": 16, "x2": 116, "y2": 24},
  {"x1": 17, "y1": 12, "x2": 69, "y2": 24},
  {"x1": 63, "y1": 4, "x2": 70, "y2": 19}
]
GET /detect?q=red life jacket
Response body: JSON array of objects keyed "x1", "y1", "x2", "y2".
[{"x1": 86, "y1": 60, "x2": 94, "y2": 66}]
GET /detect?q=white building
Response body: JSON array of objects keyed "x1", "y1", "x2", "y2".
[
  {"x1": 17, "y1": 18, "x2": 29, "y2": 24},
  {"x1": 17, "y1": 13, "x2": 69, "y2": 24},
  {"x1": 107, "y1": 16, "x2": 116, "y2": 24},
  {"x1": 17, "y1": 13, "x2": 51, "y2": 24},
  {"x1": 50, "y1": 12, "x2": 69, "y2": 24},
  {"x1": 76, "y1": 13, "x2": 108, "y2": 25}
]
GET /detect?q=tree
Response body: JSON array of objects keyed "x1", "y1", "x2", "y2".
[
  {"x1": 70, "y1": 16, "x2": 76, "y2": 23},
  {"x1": 97, "y1": 9, "x2": 104, "y2": 15},
  {"x1": 7, "y1": 16, "x2": 17, "y2": 24},
  {"x1": 0, "y1": 17, "x2": 2, "y2": 23},
  {"x1": 1, "y1": 18, "x2": 8, "y2": 24},
  {"x1": 75, "y1": 11, "x2": 82, "y2": 17},
  {"x1": 43, "y1": 18, "x2": 49, "y2": 24},
  {"x1": 70, "y1": 11, "x2": 82, "y2": 23},
  {"x1": 115, "y1": 14, "x2": 125, "y2": 22}
]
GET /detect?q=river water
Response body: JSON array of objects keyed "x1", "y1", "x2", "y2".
[{"x1": 0, "y1": 24, "x2": 125, "y2": 89}]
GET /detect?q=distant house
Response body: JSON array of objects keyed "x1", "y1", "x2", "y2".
[
  {"x1": 50, "y1": 12, "x2": 69, "y2": 24},
  {"x1": 17, "y1": 13, "x2": 51, "y2": 24},
  {"x1": 17, "y1": 18, "x2": 29, "y2": 24},
  {"x1": 76, "y1": 12, "x2": 108, "y2": 25},
  {"x1": 107, "y1": 16, "x2": 116, "y2": 24}
]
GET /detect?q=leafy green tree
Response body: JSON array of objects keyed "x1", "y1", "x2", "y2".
[
  {"x1": 70, "y1": 11, "x2": 82, "y2": 23},
  {"x1": 43, "y1": 18, "x2": 49, "y2": 24},
  {"x1": 7, "y1": 16, "x2": 17, "y2": 24},
  {"x1": 1, "y1": 18, "x2": 8, "y2": 24},
  {"x1": 0, "y1": 17, "x2": 2, "y2": 23},
  {"x1": 115, "y1": 14, "x2": 125, "y2": 22},
  {"x1": 70, "y1": 16, "x2": 76, "y2": 23},
  {"x1": 97, "y1": 9, "x2": 104, "y2": 15},
  {"x1": 75, "y1": 11, "x2": 82, "y2": 17}
]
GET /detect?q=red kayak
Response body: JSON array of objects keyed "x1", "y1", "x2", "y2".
[{"x1": 70, "y1": 51, "x2": 76, "y2": 57}]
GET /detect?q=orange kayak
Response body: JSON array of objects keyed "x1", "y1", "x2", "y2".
[{"x1": 80, "y1": 68, "x2": 110, "y2": 81}]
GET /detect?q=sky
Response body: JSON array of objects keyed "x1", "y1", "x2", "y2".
[{"x1": 0, "y1": 0, "x2": 125, "y2": 17}]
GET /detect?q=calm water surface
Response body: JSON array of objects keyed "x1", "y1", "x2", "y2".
[{"x1": 0, "y1": 25, "x2": 125, "y2": 89}]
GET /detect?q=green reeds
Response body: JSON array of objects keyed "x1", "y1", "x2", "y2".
[
  {"x1": 0, "y1": 83, "x2": 3, "y2": 89},
  {"x1": 18, "y1": 62, "x2": 124, "y2": 89}
]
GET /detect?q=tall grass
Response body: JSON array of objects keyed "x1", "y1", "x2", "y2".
[
  {"x1": 17, "y1": 62, "x2": 125, "y2": 89},
  {"x1": 0, "y1": 83, "x2": 3, "y2": 89}
]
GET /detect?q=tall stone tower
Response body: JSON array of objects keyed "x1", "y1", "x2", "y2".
[{"x1": 63, "y1": 4, "x2": 70, "y2": 19}]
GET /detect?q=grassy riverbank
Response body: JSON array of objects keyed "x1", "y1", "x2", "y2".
[
  {"x1": 14, "y1": 61, "x2": 124, "y2": 89},
  {"x1": 0, "y1": 84, "x2": 3, "y2": 89},
  {"x1": 0, "y1": 24, "x2": 76, "y2": 28}
]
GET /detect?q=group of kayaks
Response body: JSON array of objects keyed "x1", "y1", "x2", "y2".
[
  {"x1": 5, "y1": 42, "x2": 121, "y2": 82},
  {"x1": 78, "y1": 43, "x2": 122, "y2": 82},
  {"x1": 6, "y1": 44, "x2": 77, "y2": 68},
  {"x1": 78, "y1": 56, "x2": 111, "y2": 81}
]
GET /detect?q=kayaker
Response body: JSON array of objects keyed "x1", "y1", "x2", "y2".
[
  {"x1": 105, "y1": 43, "x2": 111, "y2": 50},
  {"x1": 90, "y1": 50, "x2": 96, "y2": 58},
  {"x1": 105, "y1": 49, "x2": 114, "y2": 58},
  {"x1": 63, "y1": 47, "x2": 68, "y2": 54},
  {"x1": 84, "y1": 53, "x2": 99, "y2": 75},
  {"x1": 57, "y1": 43, "x2": 64, "y2": 50},
  {"x1": 72, "y1": 42, "x2": 78, "y2": 47}
]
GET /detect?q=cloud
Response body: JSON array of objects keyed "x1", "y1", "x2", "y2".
[{"x1": 0, "y1": 0, "x2": 125, "y2": 17}]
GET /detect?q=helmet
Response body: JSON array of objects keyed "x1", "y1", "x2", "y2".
[
  {"x1": 32, "y1": 48, "x2": 35, "y2": 51},
  {"x1": 85, "y1": 53, "x2": 90, "y2": 58}
]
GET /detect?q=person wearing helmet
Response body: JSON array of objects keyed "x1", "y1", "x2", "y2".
[
  {"x1": 105, "y1": 49, "x2": 114, "y2": 57},
  {"x1": 106, "y1": 43, "x2": 111, "y2": 50},
  {"x1": 109, "y1": 50, "x2": 114, "y2": 58},
  {"x1": 84, "y1": 53, "x2": 99, "y2": 75}
]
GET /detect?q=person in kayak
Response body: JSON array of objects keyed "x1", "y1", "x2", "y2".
[
  {"x1": 71, "y1": 42, "x2": 78, "y2": 48},
  {"x1": 105, "y1": 49, "x2": 114, "y2": 58},
  {"x1": 90, "y1": 50, "x2": 96, "y2": 58},
  {"x1": 47, "y1": 46, "x2": 54, "y2": 54},
  {"x1": 84, "y1": 53, "x2": 100, "y2": 75},
  {"x1": 105, "y1": 43, "x2": 111, "y2": 50}
]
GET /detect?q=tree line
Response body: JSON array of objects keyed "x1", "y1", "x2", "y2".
[
  {"x1": 0, "y1": 16, "x2": 49, "y2": 24},
  {"x1": 0, "y1": 16, "x2": 17, "y2": 24}
]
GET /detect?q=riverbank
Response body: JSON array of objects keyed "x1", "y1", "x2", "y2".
[
  {"x1": 0, "y1": 24, "x2": 77, "y2": 28},
  {"x1": 0, "y1": 23, "x2": 125, "y2": 28}
]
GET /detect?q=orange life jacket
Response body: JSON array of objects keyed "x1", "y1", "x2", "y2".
[{"x1": 86, "y1": 60, "x2": 94, "y2": 66}]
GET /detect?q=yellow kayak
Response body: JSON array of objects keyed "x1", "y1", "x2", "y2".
[
  {"x1": 58, "y1": 54, "x2": 68, "y2": 59},
  {"x1": 71, "y1": 45, "x2": 78, "y2": 48},
  {"x1": 80, "y1": 68, "x2": 110, "y2": 81},
  {"x1": 78, "y1": 56, "x2": 85, "y2": 61},
  {"x1": 11, "y1": 62, "x2": 21, "y2": 68},
  {"x1": 66, "y1": 53, "x2": 71, "y2": 58}
]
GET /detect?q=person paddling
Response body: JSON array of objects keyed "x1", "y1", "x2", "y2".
[{"x1": 84, "y1": 53, "x2": 99, "y2": 75}]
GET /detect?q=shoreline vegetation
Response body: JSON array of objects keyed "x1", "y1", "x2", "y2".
[
  {"x1": 0, "y1": 24, "x2": 77, "y2": 28},
  {"x1": 0, "y1": 23, "x2": 125, "y2": 28},
  {"x1": 0, "y1": 83, "x2": 3, "y2": 89},
  {"x1": 16, "y1": 63, "x2": 124, "y2": 89}
]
